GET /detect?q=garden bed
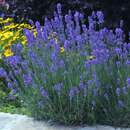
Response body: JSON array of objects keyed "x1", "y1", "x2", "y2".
[{"x1": 0, "y1": 3, "x2": 130, "y2": 128}]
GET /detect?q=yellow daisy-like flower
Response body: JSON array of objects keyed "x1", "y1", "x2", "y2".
[
  {"x1": 89, "y1": 55, "x2": 94, "y2": 60},
  {"x1": 2, "y1": 43, "x2": 11, "y2": 49},
  {"x1": 60, "y1": 47, "x2": 65, "y2": 53},
  {"x1": 21, "y1": 40, "x2": 27, "y2": 45},
  {"x1": 4, "y1": 48, "x2": 14, "y2": 57}
]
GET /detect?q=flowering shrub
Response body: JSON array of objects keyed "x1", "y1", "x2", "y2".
[
  {"x1": 0, "y1": 3, "x2": 130, "y2": 127},
  {"x1": 0, "y1": 16, "x2": 35, "y2": 95},
  {"x1": 0, "y1": 17, "x2": 36, "y2": 58}
]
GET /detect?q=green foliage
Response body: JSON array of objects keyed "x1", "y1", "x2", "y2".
[{"x1": 0, "y1": 87, "x2": 27, "y2": 114}]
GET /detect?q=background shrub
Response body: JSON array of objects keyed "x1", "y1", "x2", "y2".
[{"x1": 4, "y1": 0, "x2": 130, "y2": 41}]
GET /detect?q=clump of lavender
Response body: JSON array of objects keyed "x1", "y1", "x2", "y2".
[{"x1": 1, "y1": 3, "x2": 130, "y2": 127}]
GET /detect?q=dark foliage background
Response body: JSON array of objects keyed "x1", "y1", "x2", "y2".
[{"x1": 2, "y1": 0, "x2": 130, "y2": 41}]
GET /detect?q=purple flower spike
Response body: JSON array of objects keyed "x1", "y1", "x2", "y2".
[
  {"x1": 104, "y1": 93, "x2": 109, "y2": 100},
  {"x1": 69, "y1": 89, "x2": 74, "y2": 100},
  {"x1": 53, "y1": 83, "x2": 63, "y2": 90},
  {"x1": 0, "y1": 68, "x2": 7, "y2": 77},
  {"x1": 96, "y1": 11, "x2": 104, "y2": 24},
  {"x1": 69, "y1": 87, "x2": 80, "y2": 100},
  {"x1": 126, "y1": 78, "x2": 130, "y2": 88},
  {"x1": 116, "y1": 88, "x2": 120, "y2": 97},
  {"x1": 116, "y1": 61, "x2": 120, "y2": 68},
  {"x1": 91, "y1": 100, "x2": 95, "y2": 105},
  {"x1": 122, "y1": 87, "x2": 128, "y2": 94},
  {"x1": 60, "y1": 60, "x2": 65, "y2": 68},
  {"x1": 57, "y1": 3, "x2": 62, "y2": 14},
  {"x1": 40, "y1": 87, "x2": 49, "y2": 99},
  {"x1": 126, "y1": 78, "x2": 130, "y2": 85},
  {"x1": 118, "y1": 100, "x2": 125, "y2": 107},
  {"x1": 120, "y1": 20, "x2": 123, "y2": 28},
  {"x1": 64, "y1": 40, "x2": 70, "y2": 52},
  {"x1": 117, "y1": 78, "x2": 121, "y2": 85}
]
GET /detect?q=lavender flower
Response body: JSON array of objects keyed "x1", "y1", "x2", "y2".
[
  {"x1": 94, "y1": 88, "x2": 98, "y2": 96},
  {"x1": 116, "y1": 61, "x2": 120, "y2": 68},
  {"x1": 69, "y1": 87, "x2": 80, "y2": 100},
  {"x1": 104, "y1": 93, "x2": 109, "y2": 100},
  {"x1": 84, "y1": 61, "x2": 90, "y2": 69},
  {"x1": 126, "y1": 78, "x2": 130, "y2": 85},
  {"x1": 60, "y1": 60, "x2": 65, "y2": 68},
  {"x1": 69, "y1": 89, "x2": 74, "y2": 100},
  {"x1": 40, "y1": 87, "x2": 49, "y2": 99},
  {"x1": 120, "y1": 20, "x2": 123, "y2": 28},
  {"x1": 50, "y1": 64, "x2": 58, "y2": 72},
  {"x1": 64, "y1": 40, "x2": 70, "y2": 52},
  {"x1": 116, "y1": 88, "x2": 120, "y2": 97},
  {"x1": 117, "y1": 78, "x2": 121, "y2": 85},
  {"x1": 96, "y1": 11, "x2": 104, "y2": 24},
  {"x1": 115, "y1": 28, "x2": 123, "y2": 37},
  {"x1": 91, "y1": 100, "x2": 95, "y2": 105},
  {"x1": 0, "y1": 68, "x2": 7, "y2": 77},
  {"x1": 53, "y1": 83, "x2": 63, "y2": 90},
  {"x1": 126, "y1": 60, "x2": 130, "y2": 66},
  {"x1": 23, "y1": 74, "x2": 33, "y2": 86},
  {"x1": 87, "y1": 80, "x2": 92, "y2": 86},
  {"x1": 110, "y1": 72, "x2": 114, "y2": 76},
  {"x1": 57, "y1": 3, "x2": 62, "y2": 14},
  {"x1": 126, "y1": 78, "x2": 130, "y2": 88},
  {"x1": 122, "y1": 86, "x2": 128, "y2": 94},
  {"x1": 118, "y1": 100, "x2": 124, "y2": 107},
  {"x1": 8, "y1": 82, "x2": 13, "y2": 90}
]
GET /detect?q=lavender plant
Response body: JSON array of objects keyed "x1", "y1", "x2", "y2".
[{"x1": 0, "y1": 3, "x2": 130, "y2": 127}]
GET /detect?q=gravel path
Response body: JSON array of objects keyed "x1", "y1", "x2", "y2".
[{"x1": 0, "y1": 112, "x2": 130, "y2": 130}]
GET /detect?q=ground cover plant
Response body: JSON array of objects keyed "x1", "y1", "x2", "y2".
[{"x1": 0, "y1": 3, "x2": 130, "y2": 128}]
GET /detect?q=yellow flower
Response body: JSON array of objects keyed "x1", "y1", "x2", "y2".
[
  {"x1": 17, "y1": 28, "x2": 23, "y2": 32},
  {"x1": 1, "y1": 32, "x2": 14, "y2": 40},
  {"x1": 4, "y1": 48, "x2": 14, "y2": 57},
  {"x1": 19, "y1": 23, "x2": 24, "y2": 27},
  {"x1": 12, "y1": 35, "x2": 19, "y2": 41},
  {"x1": 60, "y1": 47, "x2": 65, "y2": 53},
  {"x1": 21, "y1": 40, "x2": 27, "y2": 45},
  {"x1": 48, "y1": 36, "x2": 51, "y2": 40},
  {"x1": 55, "y1": 38, "x2": 58, "y2": 44},
  {"x1": 52, "y1": 31, "x2": 56, "y2": 34},
  {"x1": 0, "y1": 18, "x2": 3, "y2": 21},
  {"x1": 33, "y1": 30, "x2": 37, "y2": 37},
  {"x1": 36, "y1": 47, "x2": 39, "y2": 50},
  {"x1": 24, "y1": 24, "x2": 34, "y2": 30},
  {"x1": 3, "y1": 43, "x2": 11, "y2": 49},
  {"x1": 0, "y1": 53, "x2": 2, "y2": 59},
  {"x1": 3, "y1": 18, "x2": 13, "y2": 23},
  {"x1": 89, "y1": 55, "x2": 94, "y2": 60}
]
